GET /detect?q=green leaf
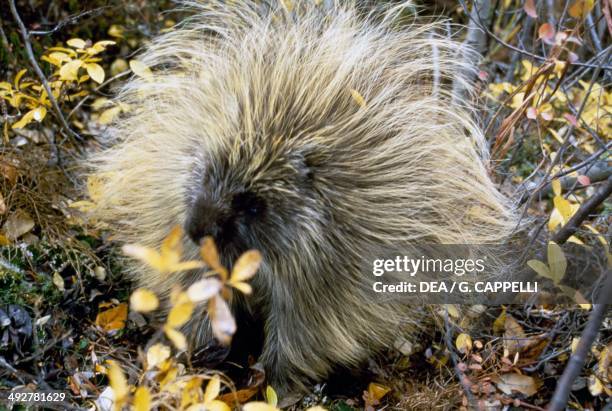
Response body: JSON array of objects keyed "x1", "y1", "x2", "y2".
[{"x1": 547, "y1": 241, "x2": 566, "y2": 284}]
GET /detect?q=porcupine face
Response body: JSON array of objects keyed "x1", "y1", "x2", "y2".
[{"x1": 184, "y1": 139, "x2": 325, "y2": 264}]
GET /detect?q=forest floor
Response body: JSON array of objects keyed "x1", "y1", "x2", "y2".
[{"x1": 0, "y1": 0, "x2": 610, "y2": 410}]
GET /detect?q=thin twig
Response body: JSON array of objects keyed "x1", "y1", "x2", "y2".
[
  {"x1": 443, "y1": 309, "x2": 478, "y2": 410},
  {"x1": 524, "y1": 48, "x2": 611, "y2": 210},
  {"x1": 547, "y1": 274, "x2": 612, "y2": 411},
  {"x1": 551, "y1": 176, "x2": 612, "y2": 244},
  {"x1": 28, "y1": 6, "x2": 112, "y2": 36},
  {"x1": 8, "y1": 0, "x2": 82, "y2": 145},
  {"x1": 459, "y1": 0, "x2": 612, "y2": 70}
]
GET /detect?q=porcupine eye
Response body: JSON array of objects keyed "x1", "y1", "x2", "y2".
[{"x1": 232, "y1": 191, "x2": 266, "y2": 219}]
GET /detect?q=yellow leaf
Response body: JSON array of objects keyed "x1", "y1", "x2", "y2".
[
  {"x1": 571, "y1": 337, "x2": 580, "y2": 353},
  {"x1": 146, "y1": 343, "x2": 171, "y2": 369},
  {"x1": 85, "y1": 63, "x2": 105, "y2": 84},
  {"x1": 569, "y1": 0, "x2": 595, "y2": 18},
  {"x1": 95, "y1": 303, "x2": 128, "y2": 332},
  {"x1": 567, "y1": 235, "x2": 584, "y2": 245},
  {"x1": 527, "y1": 259, "x2": 553, "y2": 281},
  {"x1": 90, "y1": 40, "x2": 117, "y2": 54},
  {"x1": 52, "y1": 272, "x2": 65, "y2": 291},
  {"x1": 493, "y1": 307, "x2": 507, "y2": 334},
  {"x1": 455, "y1": 333, "x2": 472, "y2": 354},
  {"x1": 584, "y1": 224, "x2": 609, "y2": 248},
  {"x1": 59, "y1": 59, "x2": 83, "y2": 81},
  {"x1": 230, "y1": 250, "x2": 262, "y2": 284},
  {"x1": 206, "y1": 400, "x2": 232, "y2": 411},
  {"x1": 553, "y1": 196, "x2": 573, "y2": 223},
  {"x1": 350, "y1": 88, "x2": 366, "y2": 108},
  {"x1": 598, "y1": 345, "x2": 609, "y2": 375},
  {"x1": 67, "y1": 38, "x2": 87, "y2": 49},
  {"x1": 46, "y1": 46, "x2": 78, "y2": 57},
  {"x1": 133, "y1": 386, "x2": 151, "y2": 411},
  {"x1": 14, "y1": 69, "x2": 27, "y2": 89},
  {"x1": 98, "y1": 106, "x2": 122, "y2": 125},
  {"x1": 265, "y1": 385, "x2": 278, "y2": 407},
  {"x1": 443, "y1": 304, "x2": 460, "y2": 319},
  {"x1": 108, "y1": 25, "x2": 125, "y2": 38},
  {"x1": 49, "y1": 52, "x2": 71, "y2": 63},
  {"x1": 200, "y1": 237, "x2": 228, "y2": 279},
  {"x1": 166, "y1": 301, "x2": 194, "y2": 328},
  {"x1": 32, "y1": 106, "x2": 47, "y2": 122},
  {"x1": 243, "y1": 402, "x2": 279, "y2": 411},
  {"x1": 367, "y1": 382, "x2": 391, "y2": 401},
  {"x1": 548, "y1": 128, "x2": 565, "y2": 144},
  {"x1": 129, "y1": 59, "x2": 153, "y2": 80},
  {"x1": 130, "y1": 288, "x2": 159, "y2": 312},
  {"x1": 164, "y1": 326, "x2": 187, "y2": 351},
  {"x1": 11, "y1": 109, "x2": 36, "y2": 129},
  {"x1": 551, "y1": 179, "x2": 562, "y2": 196},
  {"x1": 547, "y1": 241, "x2": 566, "y2": 284},
  {"x1": 548, "y1": 208, "x2": 564, "y2": 231},
  {"x1": 122, "y1": 244, "x2": 165, "y2": 270},
  {"x1": 588, "y1": 375, "x2": 603, "y2": 396},
  {"x1": 91, "y1": 97, "x2": 111, "y2": 110},
  {"x1": 204, "y1": 375, "x2": 222, "y2": 403},
  {"x1": 161, "y1": 226, "x2": 182, "y2": 260},
  {"x1": 87, "y1": 175, "x2": 104, "y2": 202},
  {"x1": 107, "y1": 360, "x2": 128, "y2": 407},
  {"x1": 0, "y1": 234, "x2": 9, "y2": 246},
  {"x1": 231, "y1": 281, "x2": 253, "y2": 295}
]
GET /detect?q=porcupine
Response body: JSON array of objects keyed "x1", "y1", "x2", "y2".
[{"x1": 89, "y1": 0, "x2": 521, "y2": 397}]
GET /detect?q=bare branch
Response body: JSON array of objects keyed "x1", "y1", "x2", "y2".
[
  {"x1": 459, "y1": 0, "x2": 612, "y2": 71},
  {"x1": 551, "y1": 176, "x2": 612, "y2": 245},
  {"x1": 8, "y1": 0, "x2": 82, "y2": 145},
  {"x1": 453, "y1": 0, "x2": 491, "y2": 103},
  {"x1": 547, "y1": 274, "x2": 612, "y2": 411},
  {"x1": 28, "y1": 6, "x2": 111, "y2": 36}
]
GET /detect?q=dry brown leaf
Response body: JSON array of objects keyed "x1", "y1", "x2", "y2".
[
  {"x1": 2, "y1": 209, "x2": 35, "y2": 240},
  {"x1": 495, "y1": 373, "x2": 541, "y2": 397},
  {"x1": 367, "y1": 382, "x2": 391, "y2": 401},
  {"x1": 503, "y1": 315, "x2": 526, "y2": 356},
  {"x1": 201, "y1": 237, "x2": 229, "y2": 280},
  {"x1": 524, "y1": 0, "x2": 538, "y2": 18},
  {"x1": 538, "y1": 23, "x2": 555, "y2": 42},
  {"x1": 95, "y1": 303, "x2": 128, "y2": 332},
  {"x1": 0, "y1": 192, "x2": 6, "y2": 215}
]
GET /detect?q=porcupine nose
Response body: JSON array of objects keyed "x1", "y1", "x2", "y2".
[{"x1": 184, "y1": 196, "x2": 226, "y2": 245}]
